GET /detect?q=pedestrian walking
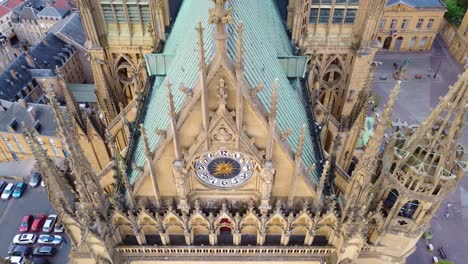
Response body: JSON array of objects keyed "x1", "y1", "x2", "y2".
[{"x1": 393, "y1": 62, "x2": 397, "y2": 69}]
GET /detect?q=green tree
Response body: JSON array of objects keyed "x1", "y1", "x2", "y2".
[{"x1": 445, "y1": 0, "x2": 466, "y2": 26}]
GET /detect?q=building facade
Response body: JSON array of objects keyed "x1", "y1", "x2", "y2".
[
  {"x1": 27, "y1": 1, "x2": 467, "y2": 264},
  {"x1": 0, "y1": 36, "x2": 18, "y2": 71},
  {"x1": 377, "y1": 0, "x2": 446, "y2": 51},
  {"x1": 439, "y1": 9, "x2": 468, "y2": 65}
]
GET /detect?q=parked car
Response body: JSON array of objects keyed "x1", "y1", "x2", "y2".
[
  {"x1": 29, "y1": 172, "x2": 42, "y2": 187},
  {"x1": 19, "y1": 215, "x2": 33, "y2": 232},
  {"x1": 4, "y1": 256, "x2": 25, "y2": 264},
  {"x1": 11, "y1": 245, "x2": 31, "y2": 257},
  {"x1": 0, "y1": 181, "x2": 7, "y2": 193},
  {"x1": 12, "y1": 182, "x2": 26, "y2": 199},
  {"x1": 1, "y1": 183, "x2": 15, "y2": 200},
  {"x1": 38, "y1": 235, "x2": 62, "y2": 245},
  {"x1": 40, "y1": 180, "x2": 45, "y2": 187},
  {"x1": 33, "y1": 246, "x2": 55, "y2": 256},
  {"x1": 53, "y1": 224, "x2": 64, "y2": 233},
  {"x1": 31, "y1": 214, "x2": 46, "y2": 232},
  {"x1": 7, "y1": 243, "x2": 15, "y2": 254},
  {"x1": 42, "y1": 214, "x2": 57, "y2": 233},
  {"x1": 12, "y1": 234, "x2": 36, "y2": 244}
]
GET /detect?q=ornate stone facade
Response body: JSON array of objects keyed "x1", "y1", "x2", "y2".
[{"x1": 29, "y1": 0, "x2": 467, "y2": 264}]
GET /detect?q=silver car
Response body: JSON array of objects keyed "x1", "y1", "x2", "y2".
[
  {"x1": 42, "y1": 214, "x2": 57, "y2": 233},
  {"x1": 38, "y1": 235, "x2": 62, "y2": 245},
  {"x1": 12, "y1": 234, "x2": 36, "y2": 245}
]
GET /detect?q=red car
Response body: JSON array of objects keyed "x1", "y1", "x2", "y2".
[
  {"x1": 31, "y1": 214, "x2": 46, "y2": 232},
  {"x1": 19, "y1": 215, "x2": 33, "y2": 232}
]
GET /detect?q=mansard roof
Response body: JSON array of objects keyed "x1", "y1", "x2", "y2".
[{"x1": 129, "y1": 0, "x2": 320, "y2": 183}]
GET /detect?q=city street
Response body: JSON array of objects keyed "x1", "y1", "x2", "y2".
[
  {"x1": 0, "y1": 160, "x2": 70, "y2": 263},
  {"x1": 372, "y1": 35, "x2": 468, "y2": 263}
]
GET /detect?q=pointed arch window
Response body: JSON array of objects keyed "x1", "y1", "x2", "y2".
[
  {"x1": 398, "y1": 200, "x2": 419, "y2": 219},
  {"x1": 383, "y1": 189, "x2": 398, "y2": 210}
]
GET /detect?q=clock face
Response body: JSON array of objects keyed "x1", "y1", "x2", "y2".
[{"x1": 195, "y1": 150, "x2": 254, "y2": 188}]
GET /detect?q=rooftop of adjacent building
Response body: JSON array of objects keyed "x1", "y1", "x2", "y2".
[
  {"x1": 36, "y1": 6, "x2": 69, "y2": 19},
  {"x1": 0, "y1": 98, "x2": 60, "y2": 136},
  {"x1": 48, "y1": 12, "x2": 86, "y2": 47},
  {"x1": 68, "y1": 84, "x2": 96, "y2": 103},
  {"x1": 386, "y1": 0, "x2": 445, "y2": 8},
  {"x1": 0, "y1": 33, "x2": 76, "y2": 101}
]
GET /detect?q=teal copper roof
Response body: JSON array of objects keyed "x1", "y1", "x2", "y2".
[{"x1": 130, "y1": 0, "x2": 320, "y2": 184}]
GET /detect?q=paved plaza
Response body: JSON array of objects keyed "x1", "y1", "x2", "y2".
[{"x1": 373, "y1": 35, "x2": 468, "y2": 263}]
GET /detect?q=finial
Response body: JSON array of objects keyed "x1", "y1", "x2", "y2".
[
  {"x1": 236, "y1": 21, "x2": 245, "y2": 73},
  {"x1": 195, "y1": 21, "x2": 206, "y2": 71},
  {"x1": 166, "y1": 80, "x2": 176, "y2": 119},
  {"x1": 269, "y1": 79, "x2": 279, "y2": 120},
  {"x1": 295, "y1": 125, "x2": 307, "y2": 159}
]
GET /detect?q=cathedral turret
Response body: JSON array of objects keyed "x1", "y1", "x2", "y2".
[{"x1": 365, "y1": 70, "x2": 468, "y2": 262}]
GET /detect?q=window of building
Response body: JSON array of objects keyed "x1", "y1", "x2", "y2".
[
  {"x1": 2, "y1": 135, "x2": 8, "y2": 141},
  {"x1": 332, "y1": 9, "x2": 344, "y2": 24},
  {"x1": 336, "y1": 0, "x2": 347, "y2": 3},
  {"x1": 13, "y1": 136, "x2": 19, "y2": 142},
  {"x1": 344, "y1": 9, "x2": 356, "y2": 24},
  {"x1": 419, "y1": 37, "x2": 427, "y2": 49},
  {"x1": 390, "y1": 19, "x2": 397, "y2": 29},
  {"x1": 52, "y1": 147, "x2": 59, "y2": 156},
  {"x1": 401, "y1": 19, "x2": 408, "y2": 30},
  {"x1": 309, "y1": 8, "x2": 318, "y2": 24},
  {"x1": 49, "y1": 138, "x2": 56, "y2": 146},
  {"x1": 17, "y1": 143, "x2": 25, "y2": 153},
  {"x1": 427, "y1": 19, "x2": 434, "y2": 29},
  {"x1": 311, "y1": 0, "x2": 320, "y2": 4},
  {"x1": 319, "y1": 9, "x2": 330, "y2": 23},
  {"x1": 416, "y1": 19, "x2": 424, "y2": 29},
  {"x1": 380, "y1": 19, "x2": 386, "y2": 30},
  {"x1": 409, "y1": 36, "x2": 417, "y2": 49},
  {"x1": 348, "y1": 0, "x2": 359, "y2": 5},
  {"x1": 322, "y1": 0, "x2": 332, "y2": 4},
  {"x1": 6, "y1": 143, "x2": 13, "y2": 151},
  {"x1": 37, "y1": 138, "x2": 44, "y2": 145}
]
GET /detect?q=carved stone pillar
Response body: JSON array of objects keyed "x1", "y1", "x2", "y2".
[
  {"x1": 209, "y1": 230, "x2": 217, "y2": 246},
  {"x1": 159, "y1": 231, "x2": 169, "y2": 245},
  {"x1": 305, "y1": 229, "x2": 315, "y2": 246},
  {"x1": 172, "y1": 160, "x2": 190, "y2": 213},
  {"x1": 233, "y1": 230, "x2": 241, "y2": 246},
  {"x1": 259, "y1": 161, "x2": 275, "y2": 214},
  {"x1": 258, "y1": 231, "x2": 266, "y2": 246},
  {"x1": 184, "y1": 230, "x2": 192, "y2": 245},
  {"x1": 283, "y1": 229, "x2": 291, "y2": 246}
]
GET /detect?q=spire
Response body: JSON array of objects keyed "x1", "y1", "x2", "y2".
[
  {"x1": 393, "y1": 70, "x2": 468, "y2": 187},
  {"x1": 359, "y1": 81, "x2": 400, "y2": 173},
  {"x1": 266, "y1": 79, "x2": 279, "y2": 161},
  {"x1": 23, "y1": 127, "x2": 76, "y2": 214},
  {"x1": 166, "y1": 81, "x2": 182, "y2": 160},
  {"x1": 313, "y1": 160, "x2": 329, "y2": 209},
  {"x1": 139, "y1": 124, "x2": 161, "y2": 207},
  {"x1": 235, "y1": 22, "x2": 245, "y2": 149},
  {"x1": 208, "y1": 0, "x2": 233, "y2": 56},
  {"x1": 196, "y1": 21, "x2": 210, "y2": 149},
  {"x1": 56, "y1": 66, "x2": 85, "y2": 130},
  {"x1": 196, "y1": 21, "x2": 206, "y2": 72},
  {"x1": 235, "y1": 22, "x2": 244, "y2": 74},
  {"x1": 288, "y1": 124, "x2": 307, "y2": 206},
  {"x1": 45, "y1": 87, "x2": 107, "y2": 217}
]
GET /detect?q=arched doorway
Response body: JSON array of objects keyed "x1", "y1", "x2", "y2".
[
  {"x1": 393, "y1": 37, "x2": 403, "y2": 50},
  {"x1": 383, "y1": 37, "x2": 392, "y2": 50},
  {"x1": 217, "y1": 218, "x2": 233, "y2": 245}
]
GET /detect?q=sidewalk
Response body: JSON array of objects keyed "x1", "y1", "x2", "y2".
[{"x1": 0, "y1": 158, "x2": 36, "y2": 179}]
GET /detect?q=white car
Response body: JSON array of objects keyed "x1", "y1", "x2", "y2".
[
  {"x1": 12, "y1": 233, "x2": 36, "y2": 244},
  {"x1": 42, "y1": 214, "x2": 57, "y2": 233},
  {"x1": 5, "y1": 256, "x2": 24, "y2": 264},
  {"x1": 38, "y1": 234, "x2": 62, "y2": 245},
  {"x1": 1, "y1": 183, "x2": 15, "y2": 200}
]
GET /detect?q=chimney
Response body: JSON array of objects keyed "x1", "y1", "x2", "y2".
[
  {"x1": 24, "y1": 51, "x2": 36, "y2": 68},
  {"x1": 9, "y1": 70, "x2": 18, "y2": 80},
  {"x1": 18, "y1": 99, "x2": 27, "y2": 108}
]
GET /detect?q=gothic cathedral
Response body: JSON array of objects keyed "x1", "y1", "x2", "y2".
[{"x1": 28, "y1": 0, "x2": 467, "y2": 264}]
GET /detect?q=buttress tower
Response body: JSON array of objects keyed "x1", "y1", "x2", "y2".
[{"x1": 77, "y1": 0, "x2": 172, "y2": 123}]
